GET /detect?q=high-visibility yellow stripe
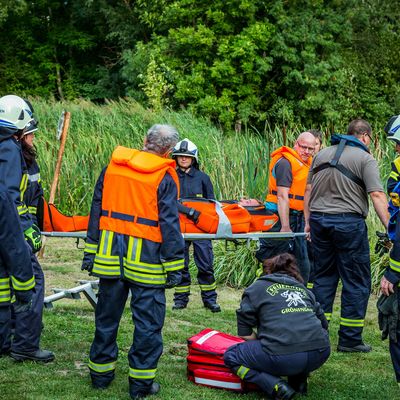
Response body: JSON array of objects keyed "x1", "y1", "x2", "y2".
[
  {"x1": 124, "y1": 260, "x2": 164, "y2": 273},
  {"x1": 11, "y1": 276, "x2": 35, "y2": 291},
  {"x1": 163, "y1": 259, "x2": 185, "y2": 272},
  {"x1": 199, "y1": 282, "x2": 217, "y2": 291},
  {"x1": 390, "y1": 258, "x2": 400, "y2": 273},
  {"x1": 307, "y1": 282, "x2": 314, "y2": 289},
  {"x1": 324, "y1": 313, "x2": 332, "y2": 321},
  {"x1": 84, "y1": 242, "x2": 98, "y2": 254},
  {"x1": 340, "y1": 317, "x2": 364, "y2": 327},
  {"x1": 390, "y1": 171, "x2": 399, "y2": 180},
  {"x1": 129, "y1": 368, "x2": 156, "y2": 379},
  {"x1": 0, "y1": 278, "x2": 10, "y2": 288},
  {"x1": 123, "y1": 269, "x2": 166, "y2": 285},
  {"x1": 17, "y1": 204, "x2": 28, "y2": 215},
  {"x1": 88, "y1": 359, "x2": 116, "y2": 373},
  {"x1": 20, "y1": 174, "x2": 28, "y2": 200},
  {"x1": 28, "y1": 206, "x2": 37, "y2": 215},
  {"x1": 0, "y1": 290, "x2": 11, "y2": 302},
  {"x1": 237, "y1": 365, "x2": 249, "y2": 380},
  {"x1": 175, "y1": 285, "x2": 190, "y2": 293}
]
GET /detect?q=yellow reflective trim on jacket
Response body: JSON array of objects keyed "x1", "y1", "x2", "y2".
[
  {"x1": 84, "y1": 242, "x2": 98, "y2": 254},
  {"x1": 88, "y1": 359, "x2": 116, "y2": 373},
  {"x1": 237, "y1": 365, "x2": 249, "y2": 380},
  {"x1": 123, "y1": 269, "x2": 166, "y2": 285},
  {"x1": 394, "y1": 157, "x2": 400, "y2": 174},
  {"x1": 0, "y1": 289, "x2": 11, "y2": 302},
  {"x1": 306, "y1": 282, "x2": 314, "y2": 289},
  {"x1": 163, "y1": 259, "x2": 184, "y2": 272},
  {"x1": 20, "y1": 174, "x2": 28, "y2": 200},
  {"x1": 324, "y1": 313, "x2": 332, "y2": 321},
  {"x1": 11, "y1": 275, "x2": 35, "y2": 291},
  {"x1": 28, "y1": 206, "x2": 37, "y2": 215},
  {"x1": 390, "y1": 171, "x2": 399, "y2": 180},
  {"x1": 129, "y1": 368, "x2": 157, "y2": 379},
  {"x1": 175, "y1": 285, "x2": 190, "y2": 293},
  {"x1": 199, "y1": 282, "x2": 217, "y2": 291},
  {"x1": 0, "y1": 277, "x2": 10, "y2": 288},
  {"x1": 389, "y1": 258, "x2": 400, "y2": 273},
  {"x1": 340, "y1": 317, "x2": 364, "y2": 327},
  {"x1": 124, "y1": 260, "x2": 164, "y2": 273},
  {"x1": 17, "y1": 204, "x2": 28, "y2": 215},
  {"x1": 92, "y1": 265, "x2": 121, "y2": 276}
]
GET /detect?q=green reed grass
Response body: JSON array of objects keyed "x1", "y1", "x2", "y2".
[{"x1": 32, "y1": 98, "x2": 394, "y2": 288}]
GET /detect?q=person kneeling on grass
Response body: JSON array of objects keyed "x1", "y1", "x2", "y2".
[{"x1": 224, "y1": 253, "x2": 330, "y2": 400}]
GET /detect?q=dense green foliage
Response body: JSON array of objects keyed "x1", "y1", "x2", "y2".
[{"x1": 0, "y1": 0, "x2": 399, "y2": 129}]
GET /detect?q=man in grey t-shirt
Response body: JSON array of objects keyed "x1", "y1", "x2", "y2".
[{"x1": 304, "y1": 119, "x2": 389, "y2": 353}]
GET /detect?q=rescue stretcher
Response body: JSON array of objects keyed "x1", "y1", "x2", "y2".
[{"x1": 41, "y1": 230, "x2": 306, "y2": 309}]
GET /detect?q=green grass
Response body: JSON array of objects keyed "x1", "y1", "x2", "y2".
[{"x1": 0, "y1": 238, "x2": 398, "y2": 399}]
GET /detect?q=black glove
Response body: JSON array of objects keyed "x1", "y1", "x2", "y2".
[
  {"x1": 24, "y1": 224, "x2": 42, "y2": 253},
  {"x1": 187, "y1": 208, "x2": 200, "y2": 224},
  {"x1": 13, "y1": 298, "x2": 32, "y2": 314},
  {"x1": 81, "y1": 253, "x2": 95, "y2": 274},
  {"x1": 165, "y1": 271, "x2": 182, "y2": 289},
  {"x1": 375, "y1": 231, "x2": 392, "y2": 257}
]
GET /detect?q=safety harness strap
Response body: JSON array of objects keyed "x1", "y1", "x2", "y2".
[{"x1": 312, "y1": 139, "x2": 366, "y2": 191}]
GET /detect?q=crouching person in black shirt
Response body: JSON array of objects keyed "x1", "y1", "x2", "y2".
[{"x1": 224, "y1": 253, "x2": 330, "y2": 400}]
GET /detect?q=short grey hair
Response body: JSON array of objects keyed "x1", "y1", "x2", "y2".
[{"x1": 144, "y1": 124, "x2": 179, "y2": 155}]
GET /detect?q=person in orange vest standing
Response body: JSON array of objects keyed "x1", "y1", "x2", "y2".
[
  {"x1": 256, "y1": 132, "x2": 316, "y2": 282},
  {"x1": 81, "y1": 124, "x2": 185, "y2": 399}
]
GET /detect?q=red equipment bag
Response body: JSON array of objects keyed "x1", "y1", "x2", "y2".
[{"x1": 187, "y1": 328, "x2": 258, "y2": 392}]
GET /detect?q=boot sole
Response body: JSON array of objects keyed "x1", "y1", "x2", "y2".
[{"x1": 10, "y1": 352, "x2": 55, "y2": 363}]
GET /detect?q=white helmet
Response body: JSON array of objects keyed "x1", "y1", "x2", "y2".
[
  {"x1": 172, "y1": 138, "x2": 199, "y2": 163},
  {"x1": 0, "y1": 95, "x2": 33, "y2": 131},
  {"x1": 385, "y1": 115, "x2": 400, "y2": 144},
  {"x1": 23, "y1": 118, "x2": 39, "y2": 136}
]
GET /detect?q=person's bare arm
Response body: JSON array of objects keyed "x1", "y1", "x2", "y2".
[
  {"x1": 369, "y1": 191, "x2": 389, "y2": 229},
  {"x1": 277, "y1": 186, "x2": 291, "y2": 232}
]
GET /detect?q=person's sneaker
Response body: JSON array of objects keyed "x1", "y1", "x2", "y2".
[
  {"x1": 337, "y1": 343, "x2": 372, "y2": 353},
  {"x1": 130, "y1": 382, "x2": 160, "y2": 399},
  {"x1": 204, "y1": 303, "x2": 221, "y2": 313},
  {"x1": 172, "y1": 303, "x2": 187, "y2": 310},
  {"x1": 272, "y1": 380, "x2": 296, "y2": 400},
  {"x1": 10, "y1": 349, "x2": 55, "y2": 362},
  {"x1": 288, "y1": 374, "x2": 308, "y2": 395}
]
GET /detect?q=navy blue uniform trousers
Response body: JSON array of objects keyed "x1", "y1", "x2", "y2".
[
  {"x1": 11, "y1": 254, "x2": 44, "y2": 353},
  {"x1": 310, "y1": 212, "x2": 370, "y2": 346},
  {"x1": 90, "y1": 278, "x2": 165, "y2": 393},
  {"x1": 256, "y1": 213, "x2": 310, "y2": 282},
  {"x1": 389, "y1": 291, "x2": 400, "y2": 384},
  {"x1": 174, "y1": 240, "x2": 217, "y2": 305},
  {"x1": 224, "y1": 340, "x2": 330, "y2": 395}
]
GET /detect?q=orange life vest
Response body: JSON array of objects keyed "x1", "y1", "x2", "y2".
[
  {"x1": 100, "y1": 147, "x2": 179, "y2": 242},
  {"x1": 265, "y1": 146, "x2": 311, "y2": 211}
]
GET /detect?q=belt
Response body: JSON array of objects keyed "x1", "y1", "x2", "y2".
[{"x1": 311, "y1": 211, "x2": 364, "y2": 219}]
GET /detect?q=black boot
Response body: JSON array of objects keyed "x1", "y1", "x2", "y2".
[
  {"x1": 288, "y1": 374, "x2": 308, "y2": 395},
  {"x1": 130, "y1": 382, "x2": 160, "y2": 399},
  {"x1": 10, "y1": 349, "x2": 55, "y2": 362},
  {"x1": 204, "y1": 302, "x2": 221, "y2": 313},
  {"x1": 272, "y1": 380, "x2": 296, "y2": 400}
]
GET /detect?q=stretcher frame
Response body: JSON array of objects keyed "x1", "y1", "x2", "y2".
[{"x1": 41, "y1": 231, "x2": 306, "y2": 309}]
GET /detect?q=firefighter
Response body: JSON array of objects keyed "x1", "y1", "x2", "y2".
[
  {"x1": 0, "y1": 186, "x2": 35, "y2": 355},
  {"x1": 82, "y1": 124, "x2": 185, "y2": 399},
  {"x1": 171, "y1": 139, "x2": 221, "y2": 312},
  {"x1": 304, "y1": 119, "x2": 389, "y2": 352},
  {"x1": 0, "y1": 95, "x2": 53, "y2": 362},
  {"x1": 378, "y1": 115, "x2": 400, "y2": 386},
  {"x1": 224, "y1": 253, "x2": 330, "y2": 400},
  {"x1": 256, "y1": 131, "x2": 316, "y2": 282},
  {"x1": 10, "y1": 118, "x2": 55, "y2": 362}
]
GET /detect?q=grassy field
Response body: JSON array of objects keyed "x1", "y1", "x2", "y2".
[{"x1": 0, "y1": 238, "x2": 398, "y2": 400}]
